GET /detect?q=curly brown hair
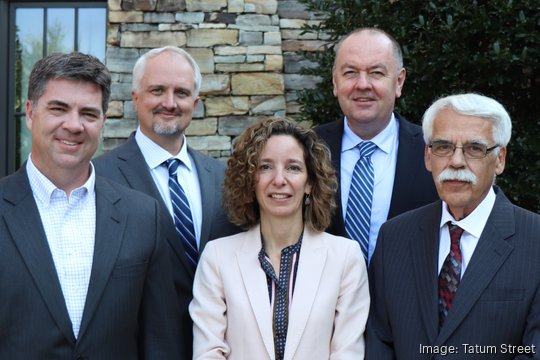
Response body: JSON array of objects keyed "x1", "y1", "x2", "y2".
[{"x1": 223, "y1": 117, "x2": 337, "y2": 232}]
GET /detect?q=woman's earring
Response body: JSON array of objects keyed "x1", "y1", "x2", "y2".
[{"x1": 304, "y1": 194, "x2": 311, "y2": 205}]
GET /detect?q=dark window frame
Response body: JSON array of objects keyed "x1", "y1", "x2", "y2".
[{"x1": 1, "y1": 0, "x2": 106, "y2": 177}]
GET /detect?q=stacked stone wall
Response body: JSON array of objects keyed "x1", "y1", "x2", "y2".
[{"x1": 105, "y1": 0, "x2": 327, "y2": 158}]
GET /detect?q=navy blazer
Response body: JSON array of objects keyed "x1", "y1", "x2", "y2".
[
  {"x1": 315, "y1": 113, "x2": 438, "y2": 237},
  {"x1": 93, "y1": 135, "x2": 239, "y2": 360},
  {"x1": 367, "y1": 187, "x2": 540, "y2": 359},
  {"x1": 0, "y1": 167, "x2": 181, "y2": 359}
]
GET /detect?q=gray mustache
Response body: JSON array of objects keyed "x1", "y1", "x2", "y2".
[{"x1": 438, "y1": 168, "x2": 477, "y2": 185}]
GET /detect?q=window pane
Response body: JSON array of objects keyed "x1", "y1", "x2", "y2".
[
  {"x1": 78, "y1": 8, "x2": 106, "y2": 62},
  {"x1": 47, "y1": 8, "x2": 75, "y2": 54},
  {"x1": 15, "y1": 8, "x2": 44, "y2": 164}
]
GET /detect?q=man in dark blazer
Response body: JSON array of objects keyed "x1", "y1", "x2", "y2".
[
  {"x1": 367, "y1": 93, "x2": 540, "y2": 359},
  {"x1": 94, "y1": 46, "x2": 239, "y2": 359},
  {"x1": 315, "y1": 28, "x2": 437, "y2": 262},
  {"x1": 0, "y1": 53, "x2": 180, "y2": 358}
]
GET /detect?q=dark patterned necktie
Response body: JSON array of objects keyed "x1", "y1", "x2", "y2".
[
  {"x1": 166, "y1": 159, "x2": 198, "y2": 270},
  {"x1": 438, "y1": 223, "x2": 464, "y2": 327}
]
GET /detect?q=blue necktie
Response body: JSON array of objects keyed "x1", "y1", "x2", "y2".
[
  {"x1": 345, "y1": 141, "x2": 377, "y2": 260},
  {"x1": 166, "y1": 159, "x2": 198, "y2": 270}
]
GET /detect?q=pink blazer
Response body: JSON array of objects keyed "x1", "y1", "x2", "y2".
[{"x1": 190, "y1": 225, "x2": 370, "y2": 359}]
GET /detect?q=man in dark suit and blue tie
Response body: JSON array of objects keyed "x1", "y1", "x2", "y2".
[
  {"x1": 315, "y1": 28, "x2": 438, "y2": 263},
  {"x1": 367, "y1": 93, "x2": 540, "y2": 359},
  {"x1": 0, "y1": 52, "x2": 180, "y2": 359},
  {"x1": 94, "y1": 46, "x2": 239, "y2": 359}
]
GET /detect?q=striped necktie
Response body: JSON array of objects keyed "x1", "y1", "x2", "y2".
[
  {"x1": 438, "y1": 223, "x2": 464, "y2": 328},
  {"x1": 166, "y1": 159, "x2": 198, "y2": 270},
  {"x1": 345, "y1": 141, "x2": 377, "y2": 260}
]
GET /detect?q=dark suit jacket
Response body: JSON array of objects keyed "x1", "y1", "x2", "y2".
[
  {"x1": 315, "y1": 113, "x2": 438, "y2": 237},
  {"x1": 367, "y1": 187, "x2": 540, "y2": 360},
  {"x1": 93, "y1": 135, "x2": 239, "y2": 359},
  {"x1": 0, "y1": 167, "x2": 181, "y2": 359}
]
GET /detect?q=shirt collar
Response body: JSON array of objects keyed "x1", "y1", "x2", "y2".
[
  {"x1": 342, "y1": 113, "x2": 398, "y2": 155},
  {"x1": 135, "y1": 127, "x2": 193, "y2": 171},
  {"x1": 26, "y1": 154, "x2": 95, "y2": 206},
  {"x1": 440, "y1": 186, "x2": 497, "y2": 238}
]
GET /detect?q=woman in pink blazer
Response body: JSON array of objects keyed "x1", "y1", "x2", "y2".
[{"x1": 190, "y1": 118, "x2": 370, "y2": 359}]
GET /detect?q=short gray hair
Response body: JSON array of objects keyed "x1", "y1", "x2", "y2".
[
  {"x1": 132, "y1": 46, "x2": 202, "y2": 96},
  {"x1": 422, "y1": 93, "x2": 512, "y2": 147}
]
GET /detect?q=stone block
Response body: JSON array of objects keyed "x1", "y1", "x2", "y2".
[
  {"x1": 103, "y1": 118, "x2": 138, "y2": 138},
  {"x1": 106, "y1": 101, "x2": 123, "y2": 118},
  {"x1": 124, "y1": 101, "x2": 137, "y2": 119},
  {"x1": 199, "y1": 23, "x2": 227, "y2": 29},
  {"x1": 110, "y1": 82, "x2": 133, "y2": 101},
  {"x1": 282, "y1": 40, "x2": 328, "y2": 52},
  {"x1": 205, "y1": 96, "x2": 249, "y2": 116},
  {"x1": 205, "y1": 12, "x2": 237, "y2": 24},
  {"x1": 158, "y1": 23, "x2": 192, "y2": 31},
  {"x1": 193, "y1": 100, "x2": 205, "y2": 118},
  {"x1": 215, "y1": 55, "x2": 246, "y2": 63},
  {"x1": 265, "y1": 54, "x2": 283, "y2": 71},
  {"x1": 144, "y1": 12, "x2": 175, "y2": 23},
  {"x1": 239, "y1": 30, "x2": 263, "y2": 45},
  {"x1": 107, "y1": 24, "x2": 120, "y2": 46},
  {"x1": 157, "y1": 0, "x2": 186, "y2": 11},
  {"x1": 186, "y1": 48, "x2": 214, "y2": 74},
  {"x1": 228, "y1": 24, "x2": 279, "y2": 32},
  {"x1": 264, "y1": 31, "x2": 281, "y2": 45},
  {"x1": 185, "y1": 118, "x2": 217, "y2": 135},
  {"x1": 122, "y1": 0, "x2": 156, "y2": 11},
  {"x1": 121, "y1": 23, "x2": 159, "y2": 32},
  {"x1": 108, "y1": 0, "x2": 121, "y2": 11},
  {"x1": 188, "y1": 135, "x2": 231, "y2": 151},
  {"x1": 218, "y1": 116, "x2": 262, "y2": 136},
  {"x1": 246, "y1": 46, "x2": 281, "y2": 55},
  {"x1": 215, "y1": 63, "x2": 264, "y2": 72},
  {"x1": 121, "y1": 31, "x2": 187, "y2": 48},
  {"x1": 228, "y1": 0, "x2": 244, "y2": 12},
  {"x1": 236, "y1": 14, "x2": 271, "y2": 26},
  {"x1": 187, "y1": 29, "x2": 238, "y2": 47},
  {"x1": 215, "y1": 46, "x2": 247, "y2": 55},
  {"x1": 176, "y1": 12, "x2": 205, "y2": 23},
  {"x1": 246, "y1": 55, "x2": 264, "y2": 62},
  {"x1": 186, "y1": 0, "x2": 226, "y2": 12},
  {"x1": 283, "y1": 53, "x2": 317, "y2": 73},
  {"x1": 277, "y1": 0, "x2": 311, "y2": 19},
  {"x1": 283, "y1": 74, "x2": 322, "y2": 90},
  {"x1": 232, "y1": 73, "x2": 284, "y2": 95},
  {"x1": 251, "y1": 96, "x2": 286, "y2": 114},
  {"x1": 109, "y1": 11, "x2": 144, "y2": 23},
  {"x1": 200, "y1": 74, "x2": 230, "y2": 95},
  {"x1": 244, "y1": 0, "x2": 277, "y2": 14},
  {"x1": 106, "y1": 47, "x2": 139, "y2": 73},
  {"x1": 282, "y1": 29, "x2": 318, "y2": 40}
]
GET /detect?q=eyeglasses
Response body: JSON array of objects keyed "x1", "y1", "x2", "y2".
[{"x1": 429, "y1": 141, "x2": 500, "y2": 159}]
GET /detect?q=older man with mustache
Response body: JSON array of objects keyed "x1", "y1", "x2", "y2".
[{"x1": 366, "y1": 93, "x2": 540, "y2": 360}]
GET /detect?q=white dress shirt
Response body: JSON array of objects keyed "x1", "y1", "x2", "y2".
[
  {"x1": 135, "y1": 127, "x2": 203, "y2": 248},
  {"x1": 27, "y1": 155, "x2": 96, "y2": 339},
  {"x1": 341, "y1": 114, "x2": 399, "y2": 262},
  {"x1": 438, "y1": 187, "x2": 497, "y2": 276}
]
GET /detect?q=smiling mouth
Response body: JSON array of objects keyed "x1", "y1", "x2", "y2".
[
  {"x1": 270, "y1": 194, "x2": 290, "y2": 199},
  {"x1": 60, "y1": 139, "x2": 79, "y2": 146}
]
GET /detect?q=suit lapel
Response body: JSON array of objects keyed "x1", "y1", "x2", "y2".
[
  {"x1": 284, "y1": 228, "x2": 326, "y2": 360},
  {"x1": 2, "y1": 168, "x2": 75, "y2": 343},
  {"x1": 236, "y1": 226, "x2": 275, "y2": 359},
  {"x1": 77, "y1": 177, "x2": 127, "y2": 340},
  {"x1": 436, "y1": 190, "x2": 515, "y2": 344},
  {"x1": 412, "y1": 202, "x2": 442, "y2": 343},
  {"x1": 188, "y1": 148, "x2": 216, "y2": 250}
]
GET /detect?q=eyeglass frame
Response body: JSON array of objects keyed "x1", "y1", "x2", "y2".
[{"x1": 428, "y1": 140, "x2": 500, "y2": 159}]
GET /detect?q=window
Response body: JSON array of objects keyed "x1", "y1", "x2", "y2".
[{"x1": 1, "y1": 1, "x2": 107, "y2": 177}]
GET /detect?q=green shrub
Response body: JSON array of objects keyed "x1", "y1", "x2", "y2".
[{"x1": 298, "y1": 0, "x2": 540, "y2": 213}]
